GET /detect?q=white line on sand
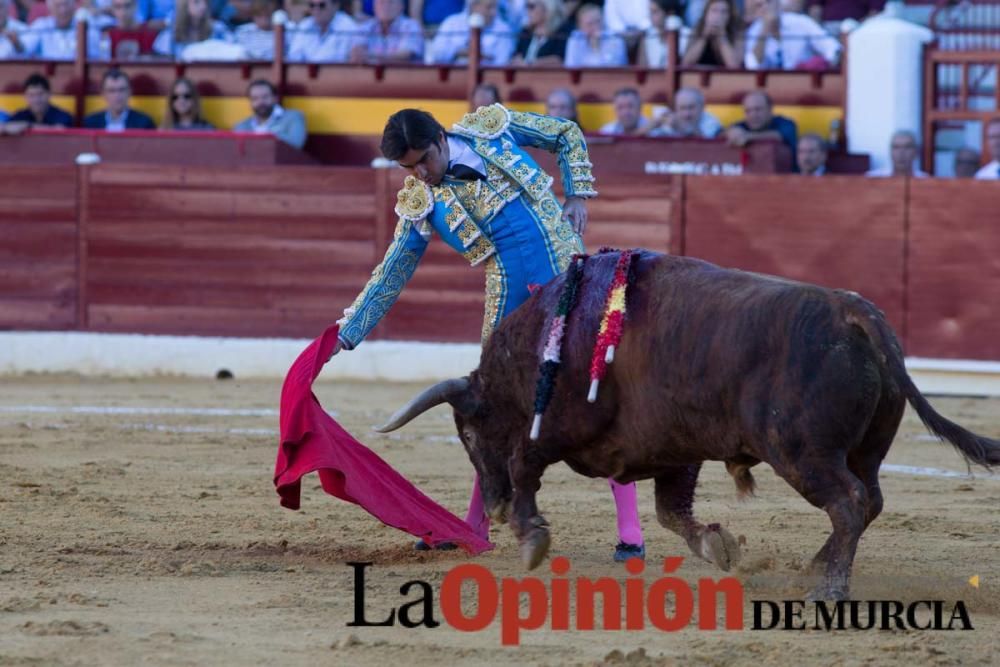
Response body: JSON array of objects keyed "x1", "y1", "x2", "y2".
[
  {"x1": 0, "y1": 405, "x2": 278, "y2": 417},
  {"x1": 881, "y1": 464, "x2": 999, "y2": 481}
]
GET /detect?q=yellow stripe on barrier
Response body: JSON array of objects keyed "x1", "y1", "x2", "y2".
[{"x1": 13, "y1": 95, "x2": 840, "y2": 141}]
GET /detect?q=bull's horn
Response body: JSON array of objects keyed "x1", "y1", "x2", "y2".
[{"x1": 374, "y1": 378, "x2": 470, "y2": 433}]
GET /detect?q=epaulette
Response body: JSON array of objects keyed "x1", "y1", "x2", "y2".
[
  {"x1": 394, "y1": 175, "x2": 434, "y2": 222},
  {"x1": 451, "y1": 103, "x2": 511, "y2": 140}
]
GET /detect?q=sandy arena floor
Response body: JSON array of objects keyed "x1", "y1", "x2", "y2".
[{"x1": 1, "y1": 375, "x2": 998, "y2": 666}]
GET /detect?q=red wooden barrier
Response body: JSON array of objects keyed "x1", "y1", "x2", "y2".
[
  {"x1": 683, "y1": 175, "x2": 907, "y2": 339},
  {"x1": 906, "y1": 179, "x2": 1000, "y2": 360},
  {"x1": 0, "y1": 167, "x2": 79, "y2": 330}
]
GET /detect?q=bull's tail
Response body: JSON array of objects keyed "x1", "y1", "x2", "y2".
[{"x1": 854, "y1": 300, "x2": 1000, "y2": 471}]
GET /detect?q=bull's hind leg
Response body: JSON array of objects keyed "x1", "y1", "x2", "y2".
[
  {"x1": 776, "y1": 460, "x2": 868, "y2": 601},
  {"x1": 654, "y1": 465, "x2": 742, "y2": 571},
  {"x1": 509, "y1": 449, "x2": 551, "y2": 570}
]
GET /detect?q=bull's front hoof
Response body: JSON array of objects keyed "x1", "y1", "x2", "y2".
[
  {"x1": 698, "y1": 524, "x2": 741, "y2": 572},
  {"x1": 519, "y1": 527, "x2": 551, "y2": 570}
]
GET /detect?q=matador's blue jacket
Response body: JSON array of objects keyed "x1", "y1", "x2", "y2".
[{"x1": 337, "y1": 104, "x2": 598, "y2": 348}]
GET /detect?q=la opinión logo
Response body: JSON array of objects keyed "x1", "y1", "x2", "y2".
[{"x1": 347, "y1": 558, "x2": 973, "y2": 645}]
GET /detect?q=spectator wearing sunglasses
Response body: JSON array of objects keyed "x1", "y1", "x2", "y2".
[
  {"x1": 287, "y1": 0, "x2": 361, "y2": 62},
  {"x1": 162, "y1": 77, "x2": 214, "y2": 130}
]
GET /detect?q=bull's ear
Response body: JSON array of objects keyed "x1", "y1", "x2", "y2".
[{"x1": 374, "y1": 377, "x2": 470, "y2": 433}]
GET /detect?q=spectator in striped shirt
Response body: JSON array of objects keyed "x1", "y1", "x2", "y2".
[
  {"x1": 234, "y1": 0, "x2": 277, "y2": 59},
  {"x1": 350, "y1": 0, "x2": 424, "y2": 63}
]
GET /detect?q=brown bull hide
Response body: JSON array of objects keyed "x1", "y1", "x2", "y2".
[{"x1": 388, "y1": 251, "x2": 1000, "y2": 600}]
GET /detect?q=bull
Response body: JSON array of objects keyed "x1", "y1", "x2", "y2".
[{"x1": 376, "y1": 251, "x2": 1000, "y2": 600}]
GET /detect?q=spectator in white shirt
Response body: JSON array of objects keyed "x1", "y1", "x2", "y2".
[
  {"x1": 234, "y1": 0, "x2": 277, "y2": 59},
  {"x1": 640, "y1": 0, "x2": 688, "y2": 68},
  {"x1": 430, "y1": 0, "x2": 515, "y2": 66},
  {"x1": 974, "y1": 117, "x2": 1000, "y2": 180},
  {"x1": 604, "y1": 0, "x2": 650, "y2": 37},
  {"x1": 599, "y1": 87, "x2": 651, "y2": 136},
  {"x1": 153, "y1": 0, "x2": 234, "y2": 58},
  {"x1": 287, "y1": 0, "x2": 360, "y2": 63},
  {"x1": 351, "y1": 0, "x2": 424, "y2": 63},
  {"x1": 565, "y1": 4, "x2": 627, "y2": 68},
  {"x1": 865, "y1": 130, "x2": 929, "y2": 178},
  {"x1": 745, "y1": 0, "x2": 840, "y2": 70},
  {"x1": 648, "y1": 87, "x2": 723, "y2": 138},
  {"x1": 0, "y1": 0, "x2": 28, "y2": 59},
  {"x1": 22, "y1": 0, "x2": 103, "y2": 59}
]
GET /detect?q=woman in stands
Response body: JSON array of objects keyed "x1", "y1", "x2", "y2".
[
  {"x1": 564, "y1": 3, "x2": 627, "y2": 68},
  {"x1": 681, "y1": 0, "x2": 742, "y2": 68},
  {"x1": 640, "y1": 0, "x2": 689, "y2": 68},
  {"x1": 511, "y1": 0, "x2": 566, "y2": 65},
  {"x1": 161, "y1": 77, "x2": 215, "y2": 130},
  {"x1": 153, "y1": 0, "x2": 234, "y2": 59}
]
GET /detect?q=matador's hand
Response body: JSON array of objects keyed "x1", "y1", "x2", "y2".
[{"x1": 562, "y1": 197, "x2": 589, "y2": 236}]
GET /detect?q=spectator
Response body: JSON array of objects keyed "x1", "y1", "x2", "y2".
[
  {"x1": 649, "y1": 87, "x2": 723, "y2": 138},
  {"x1": 82, "y1": 69, "x2": 156, "y2": 130},
  {"x1": 287, "y1": 0, "x2": 359, "y2": 62},
  {"x1": 105, "y1": 0, "x2": 159, "y2": 59},
  {"x1": 953, "y1": 147, "x2": 980, "y2": 179},
  {"x1": 604, "y1": 0, "x2": 651, "y2": 38},
  {"x1": 512, "y1": 0, "x2": 566, "y2": 65},
  {"x1": 599, "y1": 87, "x2": 650, "y2": 136},
  {"x1": 409, "y1": 0, "x2": 462, "y2": 27},
  {"x1": 282, "y1": 0, "x2": 311, "y2": 25},
  {"x1": 153, "y1": 0, "x2": 234, "y2": 58},
  {"x1": 865, "y1": 130, "x2": 928, "y2": 178},
  {"x1": 545, "y1": 87, "x2": 578, "y2": 124},
  {"x1": 745, "y1": 0, "x2": 841, "y2": 70},
  {"x1": 8, "y1": 73, "x2": 73, "y2": 127},
  {"x1": 430, "y1": 0, "x2": 514, "y2": 66},
  {"x1": 351, "y1": 0, "x2": 423, "y2": 62},
  {"x1": 0, "y1": 0, "x2": 28, "y2": 58},
  {"x1": 974, "y1": 118, "x2": 1000, "y2": 180},
  {"x1": 797, "y1": 133, "x2": 828, "y2": 175},
  {"x1": 726, "y1": 90, "x2": 798, "y2": 167},
  {"x1": 565, "y1": 4, "x2": 627, "y2": 68},
  {"x1": 682, "y1": 0, "x2": 742, "y2": 68},
  {"x1": 22, "y1": 0, "x2": 103, "y2": 59},
  {"x1": 162, "y1": 77, "x2": 214, "y2": 129},
  {"x1": 234, "y1": 0, "x2": 276, "y2": 58},
  {"x1": 807, "y1": 0, "x2": 884, "y2": 34},
  {"x1": 234, "y1": 79, "x2": 306, "y2": 149},
  {"x1": 640, "y1": 0, "x2": 688, "y2": 68},
  {"x1": 471, "y1": 82, "x2": 501, "y2": 108}
]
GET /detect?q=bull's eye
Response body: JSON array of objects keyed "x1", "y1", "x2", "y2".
[{"x1": 462, "y1": 429, "x2": 476, "y2": 447}]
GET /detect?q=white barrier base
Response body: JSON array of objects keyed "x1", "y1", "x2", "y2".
[
  {"x1": 1, "y1": 332, "x2": 999, "y2": 395},
  {"x1": 0, "y1": 331, "x2": 480, "y2": 383}
]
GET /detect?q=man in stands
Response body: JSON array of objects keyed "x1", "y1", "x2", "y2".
[
  {"x1": 234, "y1": 79, "x2": 307, "y2": 149},
  {"x1": 745, "y1": 0, "x2": 841, "y2": 70},
  {"x1": 0, "y1": 0, "x2": 27, "y2": 58},
  {"x1": 287, "y1": 0, "x2": 360, "y2": 63},
  {"x1": 351, "y1": 0, "x2": 424, "y2": 63},
  {"x1": 865, "y1": 130, "x2": 928, "y2": 178},
  {"x1": 599, "y1": 87, "x2": 651, "y2": 136},
  {"x1": 726, "y1": 90, "x2": 798, "y2": 168},
  {"x1": 797, "y1": 133, "x2": 828, "y2": 176},
  {"x1": 104, "y1": 0, "x2": 159, "y2": 59},
  {"x1": 328, "y1": 104, "x2": 648, "y2": 563},
  {"x1": 21, "y1": 0, "x2": 102, "y2": 59},
  {"x1": 648, "y1": 88, "x2": 723, "y2": 138},
  {"x1": 974, "y1": 118, "x2": 999, "y2": 180},
  {"x1": 7, "y1": 73, "x2": 73, "y2": 129},
  {"x1": 82, "y1": 69, "x2": 156, "y2": 131},
  {"x1": 545, "y1": 88, "x2": 579, "y2": 126},
  {"x1": 429, "y1": 0, "x2": 515, "y2": 66},
  {"x1": 953, "y1": 147, "x2": 980, "y2": 179}
]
